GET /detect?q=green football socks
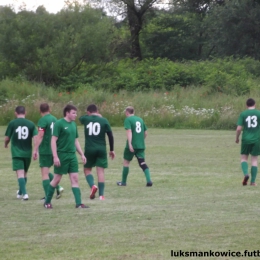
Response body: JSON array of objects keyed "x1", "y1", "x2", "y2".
[
  {"x1": 18, "y1": 178, "x2": 27, "y2": 195},
  {"x1": 122, "y1": 166, "x2": 129, "y2": 184},
  {"x1": 144, "y1": 168, "x2": 151, "y2": 183},
  {"x1": 86, "y1": 174, "x2": 95, "y2": 188},
  {"x1": 241, "y1": 162, "x2": 248, "y2": 176},
  {"x1": 98, "y1": 182, "x2": 105, "y2": 196},
  {"x1": 72, "y1": 187, "x2": 82, "y2": 205},
  {"x1": 42, "y1": 179, "x2": 50, "y2": 197},
  {"x1": 45, "y1": 185, "x2": 55, "y2": 204},
  {"x1": 251, "y1": 166, "x2": 258, "y2": 183}
]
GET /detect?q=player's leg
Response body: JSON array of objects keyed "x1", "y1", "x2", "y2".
[
  {"x1": 41, "y1": 167, "x2": 50, "y2": 197},
  {"x1": 69, "y1": 155, "x2": 89, "y2": 208},
  {"x1": 240, "y1": 142, "x2": 250, "y2": 185},
  {"x1": 241, "y1": 154, "x2": 249, "y2": 185},
  {"x1": 84, "y1": 167, "x2": 98, "y2": 199},
  {"x1": 97, "y1": 167, "x2": 105, "y2": 200},
  {"x1": 69, "y1": 173, "x2": 89, "y2": 208},
  {"x1": 16, "y1": 169, "x2": 27, "y2": 198},
  {"x1": 117, "y1": 148, "x2": 133, "y2": 186},
  {"x1": 250, "y1": 156, "x2": 258, "y2": 185},
  {"x1": 96, "y1": 151, "x2": 108, "y2": 200},
  {"x1": 250, "y1": 142, "x2": 259, "y2": 186},
  {"x1": 45, "y1": 173, "x2": 62, "y2": 208},
  {"x1": 136, "y1": 150, "x2": 152, "y2": 187},
  {"x1": 48, "y1": 172, "x2": 64, "y2": 199}
]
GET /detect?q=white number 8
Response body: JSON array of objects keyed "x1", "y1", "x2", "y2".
[{"x1": 136, "y1": 121, "x2": 141, "y2": 133}]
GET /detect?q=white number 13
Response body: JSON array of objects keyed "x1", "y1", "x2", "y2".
[{"x1": 246, "y1": 116, "x2": 257, "y2": 128}]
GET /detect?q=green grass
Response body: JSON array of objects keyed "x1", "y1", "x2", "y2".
[{"x1": 1, "y1": 127, "x2": 260, "y2": 260}]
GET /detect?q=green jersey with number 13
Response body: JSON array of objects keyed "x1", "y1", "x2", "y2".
[{"x1": 237, "y1": 109, "x2": 260, "y2": 144}]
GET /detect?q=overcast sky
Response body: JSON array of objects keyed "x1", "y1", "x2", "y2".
[{"x1": 1, "y1": 0, "x2": 71, "y2": 13}]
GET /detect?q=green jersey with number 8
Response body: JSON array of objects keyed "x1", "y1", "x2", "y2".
[
  {"x1": 124, "y1": 115, "x2": 147, "y2": 149},
  {"x1": 5, "y1": 118, "x2": 38, "y2": 158},
  {"x1": 237, "y1": 109, "x2": 260, "y2": 144}
]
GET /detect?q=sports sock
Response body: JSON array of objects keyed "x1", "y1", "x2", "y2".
[
  {"x1": 72, "y1": 187, "x2": 81, "y2": 205},
  {"x1": 45, "y1": 184, "x2": 55, "y2": 204},
  {"x1": 17, "y1": 179, "x2": 22, "y2": 195},
  {"x1": 18, "y1": 178, "x2": 27, "y2": 195},
  {"x1": 98, "y1": 182, "x2": 105, "y2": 196},
  {"x1": 144, "y1": 168, "x2": 151, "y2": 183},
  {"x1": 251, "y1": 166, "x2": 258, "y2": 183},
  {"x1": 49, "y1": 172, "x2": 61, "y2": 191},
  {"x1": 122, "y1": 167, "x2": 129, "y2": 184},
  {"x1": 86, "y1": 174, "x2": 95, "y2": 188},
  {"x1": 42, "y1": 179, "x2": 50, "y2": 197},
  {"x1": 241, "y1": 162, "x2": 248, "y2": 176}
]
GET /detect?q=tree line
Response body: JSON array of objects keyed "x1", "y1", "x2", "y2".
[{"x1": 0, "y1": 0, "x2": 260, "y2": 87}]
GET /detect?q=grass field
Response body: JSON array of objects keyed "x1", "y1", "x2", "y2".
[{"x1": 1, "y1": 127, "x2": 260, "y2": 260}]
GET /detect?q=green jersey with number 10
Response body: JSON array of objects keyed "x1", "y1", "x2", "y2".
[
  {"x1": 124, "y1": 115, "x2": 147, "y2": 149},
  {"x1": 237, "y1": 109, "x2": 260, "y2": 144}
]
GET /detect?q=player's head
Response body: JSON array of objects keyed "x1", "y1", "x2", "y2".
[
  {"x1": 63, "y1": 104, "x2": 77, "y2": 117},
  {"x1": 15, "y1": 106, "x2": 26, "y2": 115},
  {"x1": 40, "y1": 103, "x2": 50, "y2": 113},
  {"x1": 87, "y1": 104, "x2": 98, "y2": 113},
  {"x1": 246, "y1": 98, "x2": 255, "y2": 108},
  {"x1": 125, "y1": 106, "x2": 134, "y2": 116}
]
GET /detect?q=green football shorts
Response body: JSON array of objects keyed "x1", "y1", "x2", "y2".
[
  {"x1": 84, "y1": 148, "x2": 108, "y2": 168},
  {"x1": 54, "y1": 152, "x2": 78, "y2": 174},
  {"x1": 39, "y1": 154, "x2": 53, "y2": 168},
  {"x1": 12, "y1": 157, "x2": 31, "y2": 172},
  {"x1": 123, "y1": 148, "x2": 145, "y2": 161},
  {"x1": 241, "y1": 141, "x2": 260, "y2": 156}
]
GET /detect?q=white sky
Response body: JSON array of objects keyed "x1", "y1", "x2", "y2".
[{"x1": 0, "y1": 0, "x2": 73, "y2": 13}]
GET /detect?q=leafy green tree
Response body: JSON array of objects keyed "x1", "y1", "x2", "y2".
[{"x1": 206, "y1": 0, "x2": 260, "y2": 59}]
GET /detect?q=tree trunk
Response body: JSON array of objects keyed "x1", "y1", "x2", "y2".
[{"x1": 127, "y1": 5, "x2": 142, "y2": 60}]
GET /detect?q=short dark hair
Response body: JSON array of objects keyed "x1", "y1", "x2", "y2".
[
  {"x1": 63, "y1": 104, "x2": 77, "y2": 116},
  {"x1": 40, "y1": 103, "x2": 50, "y2": 113},
  {"x1": 125, "y1": 106, "x2": 134, "y2": 114},
  {"x1": 15, "y1": 106, "x2": 25, "y2": 115},
  {"x1": 246, "y1": 98, "x2": 255, "y2": 107},
  {"x1": 87, "y1": 104, "x2": 98, "y2": 113}
]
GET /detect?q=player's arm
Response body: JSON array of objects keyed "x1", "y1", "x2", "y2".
[
  {"x1": 107, "y1": 131, "x2": 115, "y2": 159},
  {"x1": 236, "y1": 125, "x2": 242, "y2": 143},
  {"x1": 4, "y1": 136, "x2": 10, "y2": 148},
  {"x1": 126, "y1": 129, "x2": 134, "y2": 152},
  {"x1": 144, "y1": 130, "x2": 148, "y2": 139},
  {"x1": 33, "y1": 129, "x2": 45, "y2": 159},
  {"x1": 75, "y1": 138, "x2": 86, "y2": 164},
  {"x1": 51, "y1": 136, "x2": 60, "y2": 166}
]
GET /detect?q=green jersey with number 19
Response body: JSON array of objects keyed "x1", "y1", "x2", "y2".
[
  {"x1": 124, "y1": 115, "x2": 147, "y2": 149},
  {"x1": 237, "y1": 109, "x2": 260, "y2": 144},
  {"x1": 37, "y1": 114, "x2": 57, "y2": 155},
  {"x1": 5, "y1": 118, "x2": 38, "y2": 158}
]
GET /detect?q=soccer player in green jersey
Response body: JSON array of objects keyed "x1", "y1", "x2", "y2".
[
  {"x1": 236, "y1": 98, "x2": 260, "y2": 186},
  {"x1": 4, "y1": 106, "x2": 38, "y2": 200},
  {"x1": 79, "y1": 104, "x2": 115, "y2": 200},
  {"x1": 33, "y1": 103, "x2": 64, "y2": 200},
  {"x1": 117, "y1": 106, "x2": 152, "y2": 187},
  {"x1": 44, "y1": 104, "x2": 88, "y2": 209}
]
